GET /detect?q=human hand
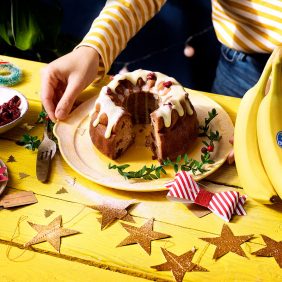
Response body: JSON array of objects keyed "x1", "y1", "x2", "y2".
[{"x1": 41, "y1": 46, "x2": 99, "y2": 122}]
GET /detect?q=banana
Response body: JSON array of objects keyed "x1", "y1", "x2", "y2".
[
  {"x1": 234, "y1": 48, "x2": 280, "y2": 204},
  {"x1": 257, "y1": 47, "x2": 282, "y2": 199}
]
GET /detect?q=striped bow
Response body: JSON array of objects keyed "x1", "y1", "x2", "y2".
[
  {"x1": 165, "y1": 171, "x2": 247, "y2": 222},
  {"x1": 0, "y1": 166, "x2": 8, "y2": 182}
]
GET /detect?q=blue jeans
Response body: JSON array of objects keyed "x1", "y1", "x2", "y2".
[{"x1": 212, "y1": 45, "x2": 270, "y2": 98}]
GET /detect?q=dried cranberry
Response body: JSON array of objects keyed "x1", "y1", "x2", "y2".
[
  {"x1": 106, "y1": 87, "x2": 112, "y2": 95},
  {"x1": 163, "y1": 81, "x2": 172, "y2": 88},
  {"x1": 201, "y1": 147, "x2": 208, "y2": 154},
  {"x1": 0, "y1": 95, "x2": 21, "y2": 126},
  {"x1": 147, "y1": 72, "x2": 156, "y2": 80}
]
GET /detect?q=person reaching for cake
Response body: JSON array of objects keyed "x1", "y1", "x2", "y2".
[{"x1": 40, "y1": 0, "x2": 281, "y2": 164}]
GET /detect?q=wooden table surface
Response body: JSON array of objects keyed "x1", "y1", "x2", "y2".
[{"x1": 0, "y1": 56, "x2": 281, "y2": 282}]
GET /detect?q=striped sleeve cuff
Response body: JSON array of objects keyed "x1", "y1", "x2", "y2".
[{"x1": 75, "y1": 0, "x2": 166, "y2": 81}]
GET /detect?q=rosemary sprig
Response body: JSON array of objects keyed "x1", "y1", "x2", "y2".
[
  {"x1": 17, "y1": 133, "x2": 41, "y2": 151},
  {"x1": 108, "y1": 163, "x2": 166, "y2": 180},
  {"x1": 198, "y1": 108, "x2": 218, "y2": 137},
  {"x1": 162, "y1": 153, "x2": 210, "y2": 175},
  {"x1": 108, "y1": 108, "x2": 222, "y2": 180},
  {"x1": 199, "y1": 108, "x2": 222, "y2": 150}
]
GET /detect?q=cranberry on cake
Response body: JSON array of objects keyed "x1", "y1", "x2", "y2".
[{"x1": 89, "y1": 70, "x2": 199, "y2": 162}]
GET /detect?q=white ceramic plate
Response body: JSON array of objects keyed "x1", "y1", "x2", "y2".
[
  {"x1": 0, "y1": 87, "x2": 29, "y2": 134},
  {"x1": 54, "y1": 91, "x2": 234, "y2": 192}
]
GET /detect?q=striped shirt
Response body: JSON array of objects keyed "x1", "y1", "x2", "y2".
[{"x1": 76, "y1": 0, "x2": 282, "y2": 81}]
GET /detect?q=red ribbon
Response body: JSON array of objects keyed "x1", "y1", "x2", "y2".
[{"x1": 165, "y1": 171, "x2": 247, "y2": 222}]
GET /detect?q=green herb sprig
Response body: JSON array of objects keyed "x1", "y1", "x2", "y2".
[
  {"x1": 108, "y1": 108, "x2": 222, "y2": 180},
  {"x1": 17, "y1": 134, "x2": 41, "y2": 151},
  {"x1": 108, "y1": 163, "x2": 166, "y2": 180},
  {"x1": 17, "y1": 110, "x2": 57, "y2": 151},
  {"x1": 36, "y1": 110, "x2": 54, "y2": 133}
]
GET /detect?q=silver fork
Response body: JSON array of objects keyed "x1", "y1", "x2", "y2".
[{"x1": 36, "y1": 128, "x2": 57, "y2": 182}]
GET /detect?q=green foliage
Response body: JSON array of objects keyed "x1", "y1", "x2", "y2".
[
  {"x1": 36, "y1": 110, "x2": 55, "y2": 134},
  {"x1": 108, "y1": 163, "x2": 166, "y2": 180},
  {"x1": 108, "y1": 108, "x2": 222, "y2": 180},
  {"x1": 18, "y1": 133, "x2": 41, "y2": 151},
  {"x1": 0, "y1": 0, "x2": 63, "y2": 60}
]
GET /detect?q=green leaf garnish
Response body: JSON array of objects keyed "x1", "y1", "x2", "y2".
[{"x1": 108, "y1": 108, "x2": 222, "y2": 180}]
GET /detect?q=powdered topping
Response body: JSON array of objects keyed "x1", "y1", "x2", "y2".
[{"x1": 90, "y1": 70, "x2": 193, "y2": 139}]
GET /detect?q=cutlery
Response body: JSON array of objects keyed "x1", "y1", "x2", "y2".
[{"x1": 36, "y1": 128, "x2": 56, "y2": 182}]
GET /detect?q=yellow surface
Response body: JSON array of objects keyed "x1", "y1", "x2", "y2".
[{"x1": 0, "y1": 55, "x2": 281, "y2": 282}]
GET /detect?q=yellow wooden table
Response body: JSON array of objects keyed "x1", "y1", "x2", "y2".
[{"x1": 0, "y1": 56, "x2": 281, "y2": 282}]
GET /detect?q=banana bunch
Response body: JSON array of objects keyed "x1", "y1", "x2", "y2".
[{"x1": 234, "y1": 46, "x2": 282, "y2": 204}]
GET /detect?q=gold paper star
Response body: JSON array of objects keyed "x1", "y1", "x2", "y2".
[
  {"x1": 252, "y1": 235, "x2": 282, "y2": 268},
  {"x1": 24, "y1": 215, "x2": 80, "y2": 252},
  {"x1": 117, "y1": 218, "x2": 170, "y2": 255},
  {"x1": 200, "y1": 224, "x2": 253, "y2": 259},
  {"x1": 88, "y1": 198, "x2": 137, "y2": 230},
  {"x1": 151, "y1": 248, "x2": 208, "y2": 282}
]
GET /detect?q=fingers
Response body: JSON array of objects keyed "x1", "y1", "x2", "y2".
[
  {"x1": 55, "y1": 78, "x2": 81, "y2": 120},
  {"x1": 40, "y1": 68, "x2": 57, "y2": 122}
]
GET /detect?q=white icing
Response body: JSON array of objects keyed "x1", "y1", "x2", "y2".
[
  {"x1": 89, "y1": 69, "x2": 194, "y2": 139},
  {"x1": 90, "y1": 86, "x2": 124, "y2": 138}
]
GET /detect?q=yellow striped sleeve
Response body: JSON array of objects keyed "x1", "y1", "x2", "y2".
[
  {"x1": 212, "y1": 0, "x2": 282, "y2": 54},
  {"x1": 76, "y1": 0, "x2": 166, "y2": 82}
]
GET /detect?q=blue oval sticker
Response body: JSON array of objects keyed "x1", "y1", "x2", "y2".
[{"x1": 277, "y1": 131, "x2": 282, "y2": 148}]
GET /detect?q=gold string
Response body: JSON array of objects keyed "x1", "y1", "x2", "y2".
[
  {"x1": 187, "y1": 243, "x2": 210, "y2": 272},
  {"x1": 63, "y1": 205, "x2": 87, "y2": 226},
  {"x1": 162, "y1": 239, "x2": 175, "y2": 249},
  {"x1": 195, "y1": 242, "x2": 210, "y2": 265},
  {"x1": 6, "y1": 215, "x2": 28, "y2": 261},
  {"x1": 6, "y1": 205, "x2": 86, "y2": 261}
]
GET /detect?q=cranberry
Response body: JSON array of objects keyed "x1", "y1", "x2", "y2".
[
  {"x1": 207, "y1": 145, "x2": 214, "y2": 152},
  {"x1": 163, "y1": 81, "x2": 172, "y2": 88},
  {"x1": 106, "y1": 87, "x2": 112, "y2": 95},
  {"x1": 0, "y1": 95, "x2": 21, "y2": 126},
  {"x1": 201, "y1": 147, "x2": 208, "y2": 154},
  {"x1": 147, "y1": 72, "x2": 156, "y2": 80}
]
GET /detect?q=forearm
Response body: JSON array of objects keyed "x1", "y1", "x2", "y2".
[{"x1": 76, "y1": 0, "x2": 166, "y2": 81}]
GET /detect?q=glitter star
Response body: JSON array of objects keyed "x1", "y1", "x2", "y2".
[
  {"x1": 200, "y1": 224, "x2": 253, "y2": 259},
  {"x1": 252, "y1": 235, "x2": 282, "y2": 268},
  {"x1": 24, "y1": 215, "x2": 80, "y2": 252},
  {"x1": 88, "y1": 198, "x2": 137, "y2": 230},
  {"x1": 117, "y1": 218, "x2": 170, "y2": 255},
  {"x1": 151, "y1": 248, "x2": 208, "y2": 282}
]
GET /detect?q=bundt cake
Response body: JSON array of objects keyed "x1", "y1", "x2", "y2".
[{"x1": 89, "y1": 70, "x2": 199, "y2": 162}]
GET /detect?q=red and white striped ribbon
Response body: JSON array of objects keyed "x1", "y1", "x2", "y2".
[
  {"x1": 165, "y1": 171, "x2": 247, "y2": 222},
  {"x1": 0, "y1": 166, "x2": 8, "y2": 182}
]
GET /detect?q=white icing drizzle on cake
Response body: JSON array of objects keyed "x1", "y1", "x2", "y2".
[{"x1": 90, "y1": 69, "x2": 193, "y2": 139}]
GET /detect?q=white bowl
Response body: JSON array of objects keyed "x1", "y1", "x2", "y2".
[{"x1": 0, "y1": 87, "x2": 29, "y2": 134}]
